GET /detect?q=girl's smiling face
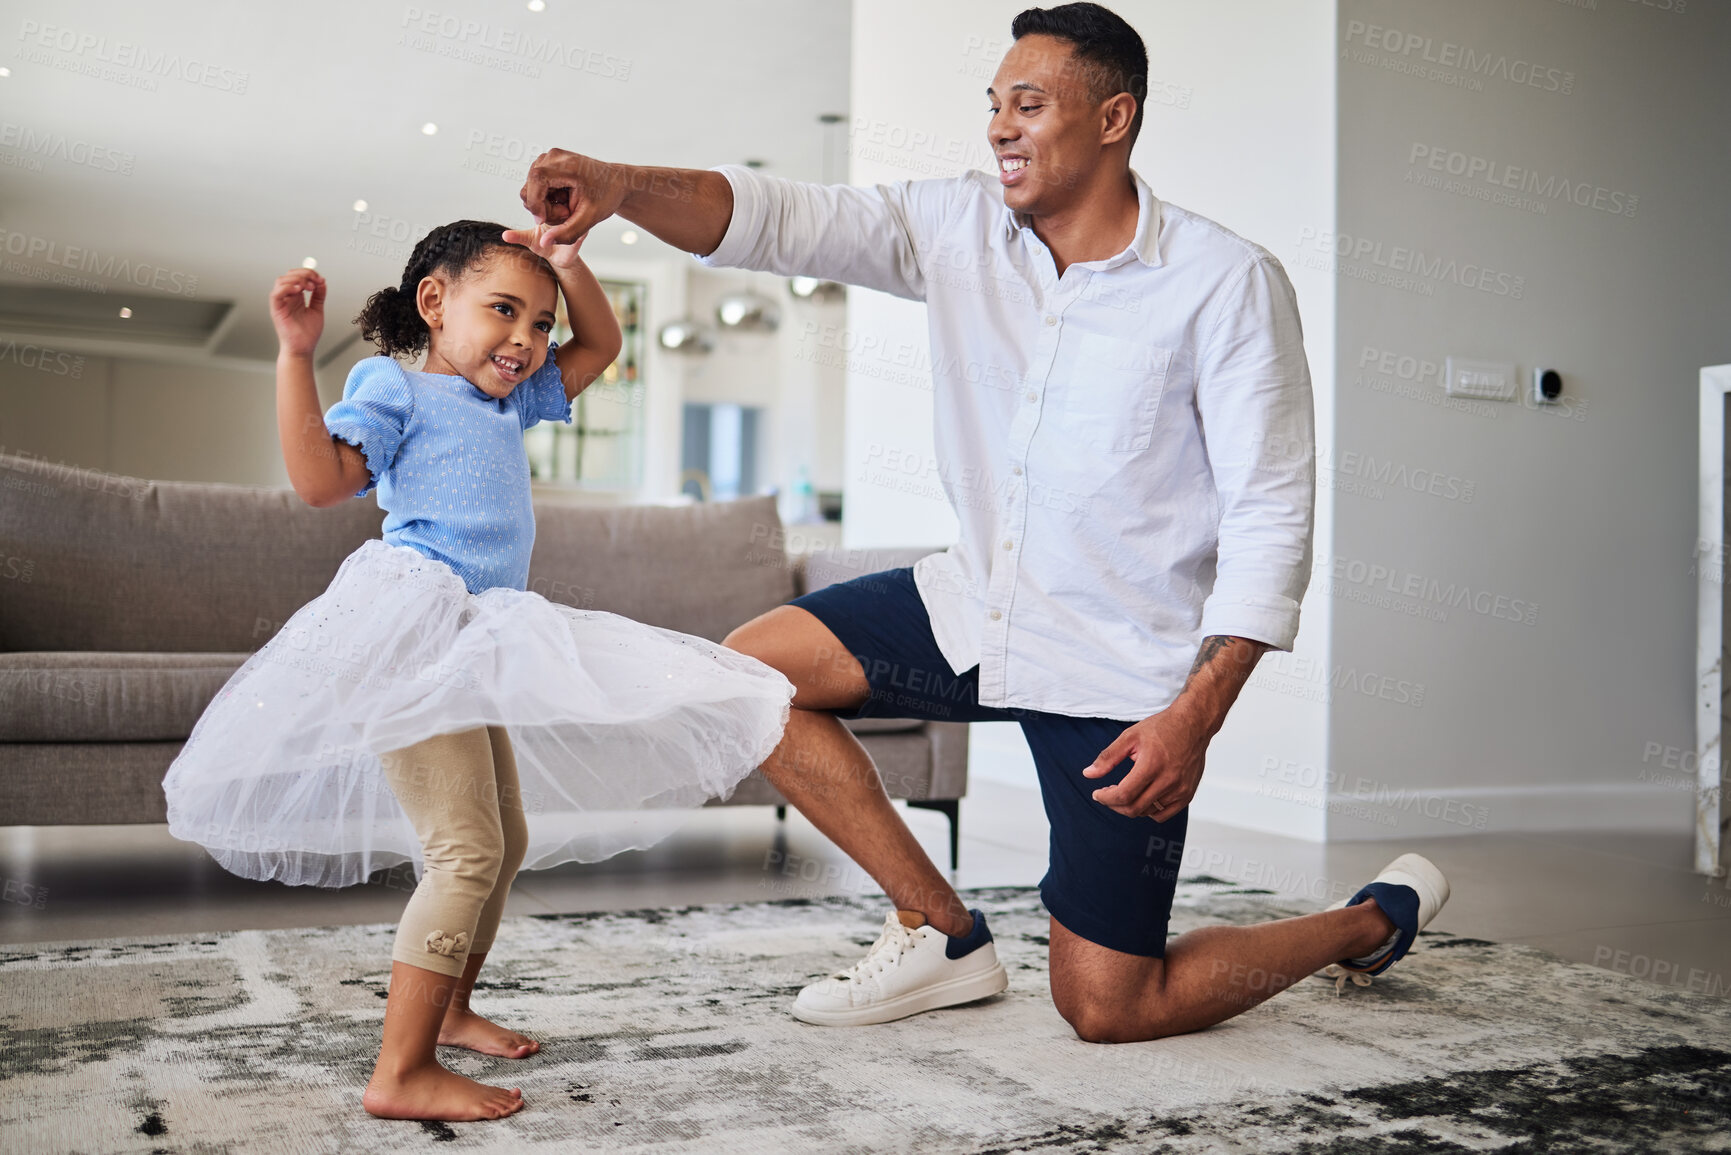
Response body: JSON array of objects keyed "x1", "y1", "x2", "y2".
[{"x1": 415, "y1": 247, "x2": 558, "y2": 398}]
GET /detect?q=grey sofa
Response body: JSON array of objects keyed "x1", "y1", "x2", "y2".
[{"x1": 0, "y1": 452, "x2": 968, "y2": 863}]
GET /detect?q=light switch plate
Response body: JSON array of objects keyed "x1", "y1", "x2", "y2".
[{"x1": 1445, "y1": 357, "x2": 1518, "y2": 401}]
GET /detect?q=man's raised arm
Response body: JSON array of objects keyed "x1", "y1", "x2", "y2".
[
  {"x1": 508, "y1": 150, "x2": 735, "y2": 257},
  {"x1": 510, "y1": 149, "x2": 935, "y2": 302}
]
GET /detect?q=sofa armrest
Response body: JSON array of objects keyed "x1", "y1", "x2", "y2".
[
  {"x1": 925, "y1": 721, "x2": 970, "y2": 800},
  {"x1": 798, "y1": 546, "x2": 945, "y2": 598}
]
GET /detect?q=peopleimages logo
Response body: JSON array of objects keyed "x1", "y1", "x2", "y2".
[
  {"x1": 0, "y1": 121, "x2": 134, "y2": 175},
  {"x1": 0, "y1": 228, "x2": 198, "y2": 296},
  {"x1": 1318, "y1": 554, "x2": 1540, "y2": 627},
  {"x1": 0, "y1": 340, "x2": 84, "y2": 378},
  {"x1": 15, "y1": 20, "x2": 251, "y2": 94},
  {"x1": 1409, "y1": 144, "x2": 1638, "y2": 218},
  {"x1": 1342, "y1": 20, "x2": 1575, "y2": 94},
  {"x1": 1252, "y1": 430, "x2": 1477, "y2": 504},
  {"x1": 1295, "y1": 227, "x2": 1525, "y2": 299},
  {"x1": 399, "y1": 8, "x2": 632, "y2": 80},
  {"x1": 1252, "y1": 652, "x2": 1427, "y2": 708}
]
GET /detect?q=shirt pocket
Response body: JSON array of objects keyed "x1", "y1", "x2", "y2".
[{"x1": 1061, "y1": 333, "x2": 1174, "y2": 454}]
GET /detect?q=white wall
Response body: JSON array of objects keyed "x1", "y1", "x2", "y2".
[
  {"x1": 585, "y1": 253, "x2": 693, "y2": 504},
  {"x1": 1326, "y1": 0, "x2": 1731, "y2": 837},
  {"x1": 679, "y1": 266, "x2": 848, "y2": 516},
  {"x1": 0, "y1": 348, "x2": 282, "y2": 487},
  {"x1": 846, "y1": 0, "x2": 1340, "y2": 838}
]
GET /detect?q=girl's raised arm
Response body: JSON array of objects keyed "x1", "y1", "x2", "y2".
[
  {"x1": 550, "y1": 255, "x2": 624, "y2": 403},
  {"x1": 507, "y1": 228, "x2": 623, "y2": 403},
  {"x1": 270, "y1": 269, "x2": 372, "y2": 507}
]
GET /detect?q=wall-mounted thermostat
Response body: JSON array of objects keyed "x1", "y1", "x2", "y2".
[{"x1": 1532, "y1": 367, "x2": 1563, "y2": 405}]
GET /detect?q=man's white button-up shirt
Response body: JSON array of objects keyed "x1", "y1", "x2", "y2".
[{"x1": 696, "y1": 163, "x2": 1315, "y2": 721}]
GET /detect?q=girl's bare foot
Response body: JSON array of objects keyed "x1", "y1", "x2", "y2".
[
  {"x1": 438, "y1": 1008, "x2": 540, "y2": 1058},
  {"x1": 363, "y1": 1062, "x2": 524, "y2": 1121}
]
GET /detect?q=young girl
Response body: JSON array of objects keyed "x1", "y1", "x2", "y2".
[{"x1": 162, "y1": 221, "x2": 794, "y2": 1122}]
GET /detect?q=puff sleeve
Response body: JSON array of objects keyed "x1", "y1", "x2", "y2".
[
  {"x1": 323, "y1": 356, "x2": 416, "y2": 497},
  {"x1": 514, "y1": 339, "x2": 574, "y2": 431}
]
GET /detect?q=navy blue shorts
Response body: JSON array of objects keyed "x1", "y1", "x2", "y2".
[{"x1": 789, "y1": 566, "x2": 1187, "y2": 958}]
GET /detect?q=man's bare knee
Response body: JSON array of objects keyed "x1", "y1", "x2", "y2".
[
  {"x1": 1049, "y1": 921, "x2": 1173, "y2": 1043},
  {"x1": 1058, "y1": 996, "x2": 1125, "y2": 1044},
  {"x1": 1056, "y1": 993, "x2": 1173, "y2": 1044},
  {"x1": 724, "y1": 605, "x2": 868, "y2": 710},
  {"x1": 721, "y1": 612, "x2": 775, "y2": 657}
]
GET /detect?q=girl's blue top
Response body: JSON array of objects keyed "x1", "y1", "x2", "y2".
[{"x1": 322, "y1": 348, "x2": 570, "y2": 593}]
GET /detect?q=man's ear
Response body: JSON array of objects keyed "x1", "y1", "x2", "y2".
[
  {"x1": 416, "y1": 275, "x2": 445, "y2": 329},
  {"x1": 1100, "y1": 91, "x2": 1136, "y2": 148}
]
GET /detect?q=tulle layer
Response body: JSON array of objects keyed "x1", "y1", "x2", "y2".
[{"x1": 163, "y1": 540, "x2": 794, "y2": 887}]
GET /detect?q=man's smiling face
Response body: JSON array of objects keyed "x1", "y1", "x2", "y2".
[{"x1": 987, "y1": 33, "x2": 1125, "y2": 217}]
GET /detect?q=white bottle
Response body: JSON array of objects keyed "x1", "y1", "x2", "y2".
[{"x1": 793, "y1": 466, "x2": 817, "y2": 523}]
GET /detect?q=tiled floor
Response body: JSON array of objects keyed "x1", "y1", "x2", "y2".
[{"x1": 3, "y1": 780, "x2": 1727, "y2": 996}]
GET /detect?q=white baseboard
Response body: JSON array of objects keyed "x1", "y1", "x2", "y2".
[
  {"x1": 1321, "y1": 781, "x2": 1695, "y2": 841},
  {"x1": 973, "y1": 727, "x2": 1696, "y2": 841},
  {"x1": 1198, "y1": 778, "x2": 1694, "y2": 841},
  {"x1": 1189, "y1": 775, "x2": 1329, "y2": 842}
]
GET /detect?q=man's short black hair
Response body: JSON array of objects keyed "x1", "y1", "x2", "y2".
[{"x1": 1010, "y1": 3, "x2": 1148, "y2": 149}]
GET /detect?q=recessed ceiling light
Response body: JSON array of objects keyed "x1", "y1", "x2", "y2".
[
  {"x1": 119, "y1": 307, "x2": 132, "y2": 319},
  {"x1": 0, "y1": 67, "x2": 11, "y2": 78},
  {"x1": 421, "y1": 122, "x2": 438, "y2": 136},
  {"x1": 621, "y1": 230, "x2": 639, "y2": 245},
  {"x1": 526, "y1": 0, "x2": 545, "y2": 10},
  {"x1": 352, "y1": 199, "x2": 368, "y2": 213},
  {"x1": 302, "y1": 257, "x2": 318, "y2": 269}
]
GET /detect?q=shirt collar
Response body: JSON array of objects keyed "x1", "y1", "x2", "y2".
[{"x1": 1001, "y1": 166, "x2": 1163, "y2": 269}]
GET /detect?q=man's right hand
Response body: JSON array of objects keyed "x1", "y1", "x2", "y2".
[{"x1": 509, "y1": 149, "x2": 625, "y2": 248}]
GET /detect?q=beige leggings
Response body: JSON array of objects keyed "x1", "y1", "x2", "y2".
[{"x1": 379, "y1": 725, "x2": 529, "y2": 979}]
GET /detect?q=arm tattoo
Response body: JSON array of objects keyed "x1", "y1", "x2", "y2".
[{"x1": 1187, "y1": 634, "x2": 1234, "y2": 680}]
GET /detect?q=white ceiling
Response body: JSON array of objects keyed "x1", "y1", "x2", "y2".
[{"x1": 0, "y1": 0, "x2": 853, "y2": 360}]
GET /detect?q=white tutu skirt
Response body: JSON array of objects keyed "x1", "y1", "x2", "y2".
[{"x1": 164, "y1": 540, "x2": 794, "y2": 887}]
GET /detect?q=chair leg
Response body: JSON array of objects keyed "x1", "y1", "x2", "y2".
[
  {"x1": 906, "y1": 798, "x2": 960, "y2": 870},
  {"x1": 775, "y1": 805, "x2": 787, "y2": 822}
]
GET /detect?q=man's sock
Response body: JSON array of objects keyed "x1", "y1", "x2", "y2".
[
  {"x1": 1340, "y1": 882, "x2": 1419, "y2": 969},
  {"x1": 1344, "y1": 927, "x2": 1402, "y2": 968},
  {"x1": 945, "y1": 908, "x2": 993, "y2": 960}
]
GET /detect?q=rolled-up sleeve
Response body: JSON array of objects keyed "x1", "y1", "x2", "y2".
[
  {"x1": 693, "y1": 164, "x2": 952, "y2": 302},
  {"x1": 324, "y1": 356, "x2": 416, "y2": 498},
  {"x1": 1194, "y1": 255, "x2": 1315, "y2": 650}
]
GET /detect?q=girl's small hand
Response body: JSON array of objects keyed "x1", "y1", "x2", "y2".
[
  {"x1": 505, "y1": 221, "x2": 589, "y2": 271},
  {"x1": 270, "y1": 269, "x2": 326, "y2": 357}
]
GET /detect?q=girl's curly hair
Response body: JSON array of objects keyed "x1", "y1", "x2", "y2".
[{"x1": 354, "y1": 220, "x2": 556, "y2": 358}]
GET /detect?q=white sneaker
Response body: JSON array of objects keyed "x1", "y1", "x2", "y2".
[
  {"x1": 1317, "y1": 852, "x2": 1451, "y2": 994},
  {"x1": 791, "y1": 907, "x2": 1009, "y2": 1026}
]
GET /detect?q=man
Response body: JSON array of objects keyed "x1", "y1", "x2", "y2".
[{"x1": 509, "y1": 2, "x2": 1449, "y2": 1042}]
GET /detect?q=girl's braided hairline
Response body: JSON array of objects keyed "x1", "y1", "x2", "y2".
[{"x1": 355, "y1": 220, "x2": 555, "y2": 360}]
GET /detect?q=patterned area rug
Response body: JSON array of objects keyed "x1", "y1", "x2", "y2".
[{"x1": 2, "y1": 882, "x2": 1728, "y2": 1154}]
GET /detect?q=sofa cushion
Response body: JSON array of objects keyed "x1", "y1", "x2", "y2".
[
  {"x1": 527, "y1": 495, "x2": 794, "y2": 641},
  {"x1": 0, "y1": 453, "x2": 382, "y2": 653},
  {"x1": 0, "y1": 453, "x2": 799, "y2": 652},
  {"x1": 0, "y1": 652, "x2": 247, "y2": 742},
  {"x1": 0, "y1": 742, "x2": 180, "y2": 824},
  {"x1": 0, "y1": 649, "x2": 930, "y2": 745}
]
